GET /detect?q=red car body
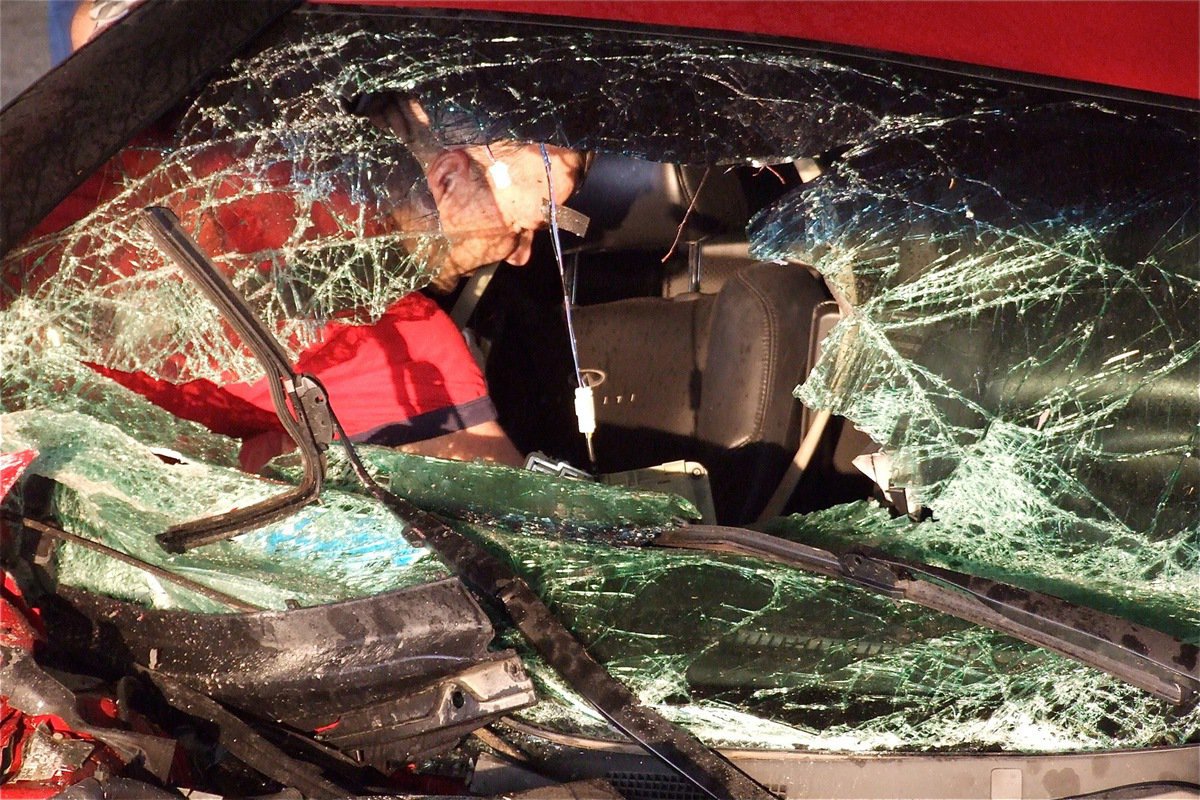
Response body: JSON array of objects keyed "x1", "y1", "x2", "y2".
[{"x1": 316, "y1": 0, "x2": 1200, "y2": 100}]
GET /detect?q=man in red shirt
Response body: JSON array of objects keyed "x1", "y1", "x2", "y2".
[{"x1": 17, "y1": 92, "x2": 585, "y2": 471}]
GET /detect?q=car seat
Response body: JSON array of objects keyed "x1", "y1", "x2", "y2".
[
  {"x1": 483, "y1": 154, "x2": 862, "y2": 523},
  {"x1": 574, "y1": 261, "x2": 828, "y2": 524}
]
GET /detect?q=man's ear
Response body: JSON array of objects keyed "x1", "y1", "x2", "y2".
[{"x1": 427, "y1": 150, "x2": 473, "y2": 208}]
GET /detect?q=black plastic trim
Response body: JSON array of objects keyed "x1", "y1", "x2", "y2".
[{"x1": 0, "y1": 0, "x2": 300, "y2": 255}]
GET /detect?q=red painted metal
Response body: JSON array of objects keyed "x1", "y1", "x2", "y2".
[
  {"x1": 311, "y1": 0, "x2": 1200, "y2": 100},
  {"x1": 0, "y1": 450, "x2": 37, "y2": 500}
]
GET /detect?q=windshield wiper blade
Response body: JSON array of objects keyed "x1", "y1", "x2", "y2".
[
  {"x1": 867, "y1": 553, "x2": 1199, "y2": 705},
  {"x1": 656, "y1": 525, "x2": 1199, "y2": 705},
  {"x1": 141, "y1": 207, "x2": 334, "y2": 553}
]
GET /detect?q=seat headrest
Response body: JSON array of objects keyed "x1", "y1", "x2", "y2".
[{"x1": 568, "y1": 154, "x2": 749, "y2": 253}]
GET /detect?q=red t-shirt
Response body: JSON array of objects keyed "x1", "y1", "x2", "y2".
[{"x1": 90, "y1": 292, "x2": 494, "y2": 445}]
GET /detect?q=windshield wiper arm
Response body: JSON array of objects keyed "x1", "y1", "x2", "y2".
[
  {"x1": 141, "y1": 207, "x2": 334, "y2": 553},
  {"x1": 656, "y1": 525, "x2": 1199, "y2": 705},
  {"x1": 862, "y1": 552, "x2": 1198, "y2": 705}
]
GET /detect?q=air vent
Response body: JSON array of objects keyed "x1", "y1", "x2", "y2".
[{"x1": 606, "y1": 771, "x2": 787, "y2": 800}]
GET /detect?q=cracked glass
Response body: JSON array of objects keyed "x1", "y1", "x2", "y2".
[
  {"x1": 750, "y1": 101, "x2": 1199, "y2": 641},
  {"x1": 2, "y1": 12, "x2": 1004, "y2": 393},
  {"x1": 6, "y1": 411, "x2": 1196, "y2": 751},
  {"x1": 1, "y1": 8, "x2": 1196, "y2": 754},
  {"x1": 485, "y1": 525, "x2": 1200, "y2": 752}
]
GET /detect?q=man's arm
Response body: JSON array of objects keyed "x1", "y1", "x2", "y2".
[
  {"x1": 394, "y1": 420, "x2": 523, "y2": 466},
  {"x1": 238, "y1": 420, "x2": 522, "y2": 473}
]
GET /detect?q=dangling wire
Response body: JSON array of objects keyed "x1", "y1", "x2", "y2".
[
  {"x1": 660, "y1": 166, "x2": 711, "y2": 263},
  {"x1": 541, "y1": 144, "x2": 596, "y2": 467}
]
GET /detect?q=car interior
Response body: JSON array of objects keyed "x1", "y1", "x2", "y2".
[{"x1": 463, "y1": 153, "x2": 874, "y2": 525}]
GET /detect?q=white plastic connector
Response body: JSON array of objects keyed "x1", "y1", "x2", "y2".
[
  {"x1": 574, "y1": 385, "x2": 596, "y2": 435},
  {"x1": 575, "y1": 385, "x2": 597, "y2": 465}
]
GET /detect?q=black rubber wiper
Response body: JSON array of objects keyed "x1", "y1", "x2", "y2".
[
  {"x1": 8, "y1": 516, "x2": 261, "y2": 613},
  {"x1": 656, "y1": 525, "x2": 1200, "y2": 705},
  {"x1": 139, "y1": 207, "x2": 775, "y2": 800},
  {"x1": 142, "y1": 207, "x2": 334, "y2": 553}
]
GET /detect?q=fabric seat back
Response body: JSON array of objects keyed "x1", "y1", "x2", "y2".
[{"x1": 575, "y1": 262, "x2": 827, "y2": 523}]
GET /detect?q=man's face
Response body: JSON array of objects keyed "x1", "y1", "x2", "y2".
[
  {"x1": 369, "y1": 95, "x2": 585, "y2": 292},
  {"x1": 425, "y1": 143, "x2": 584, "y2": 292}
]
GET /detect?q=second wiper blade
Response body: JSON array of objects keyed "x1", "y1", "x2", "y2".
[{"x1": 656, "y1": 524, "x2": 1199, "y2": 705}]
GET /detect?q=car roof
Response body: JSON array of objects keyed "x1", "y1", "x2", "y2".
[
  {"x1": 312, "y1": 0, "x2": 1200, "y2": 101},
  {"x1": 4, "y1": 0, "x2": 1195, "y2": 255}
]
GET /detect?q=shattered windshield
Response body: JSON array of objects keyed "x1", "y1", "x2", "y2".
[
  {"x1": 751, "y1": 101, "x2": 1199, "y2": 642},
  {"x1": 2, "y1": 12, "x2": 1005, "y2": 386},
  {"x1": 2, "y1": 8, "x2": 1196, "y2": 756},
  {"x1": 6, "y1": 413, "x2": 1197, "y2": 752}
]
